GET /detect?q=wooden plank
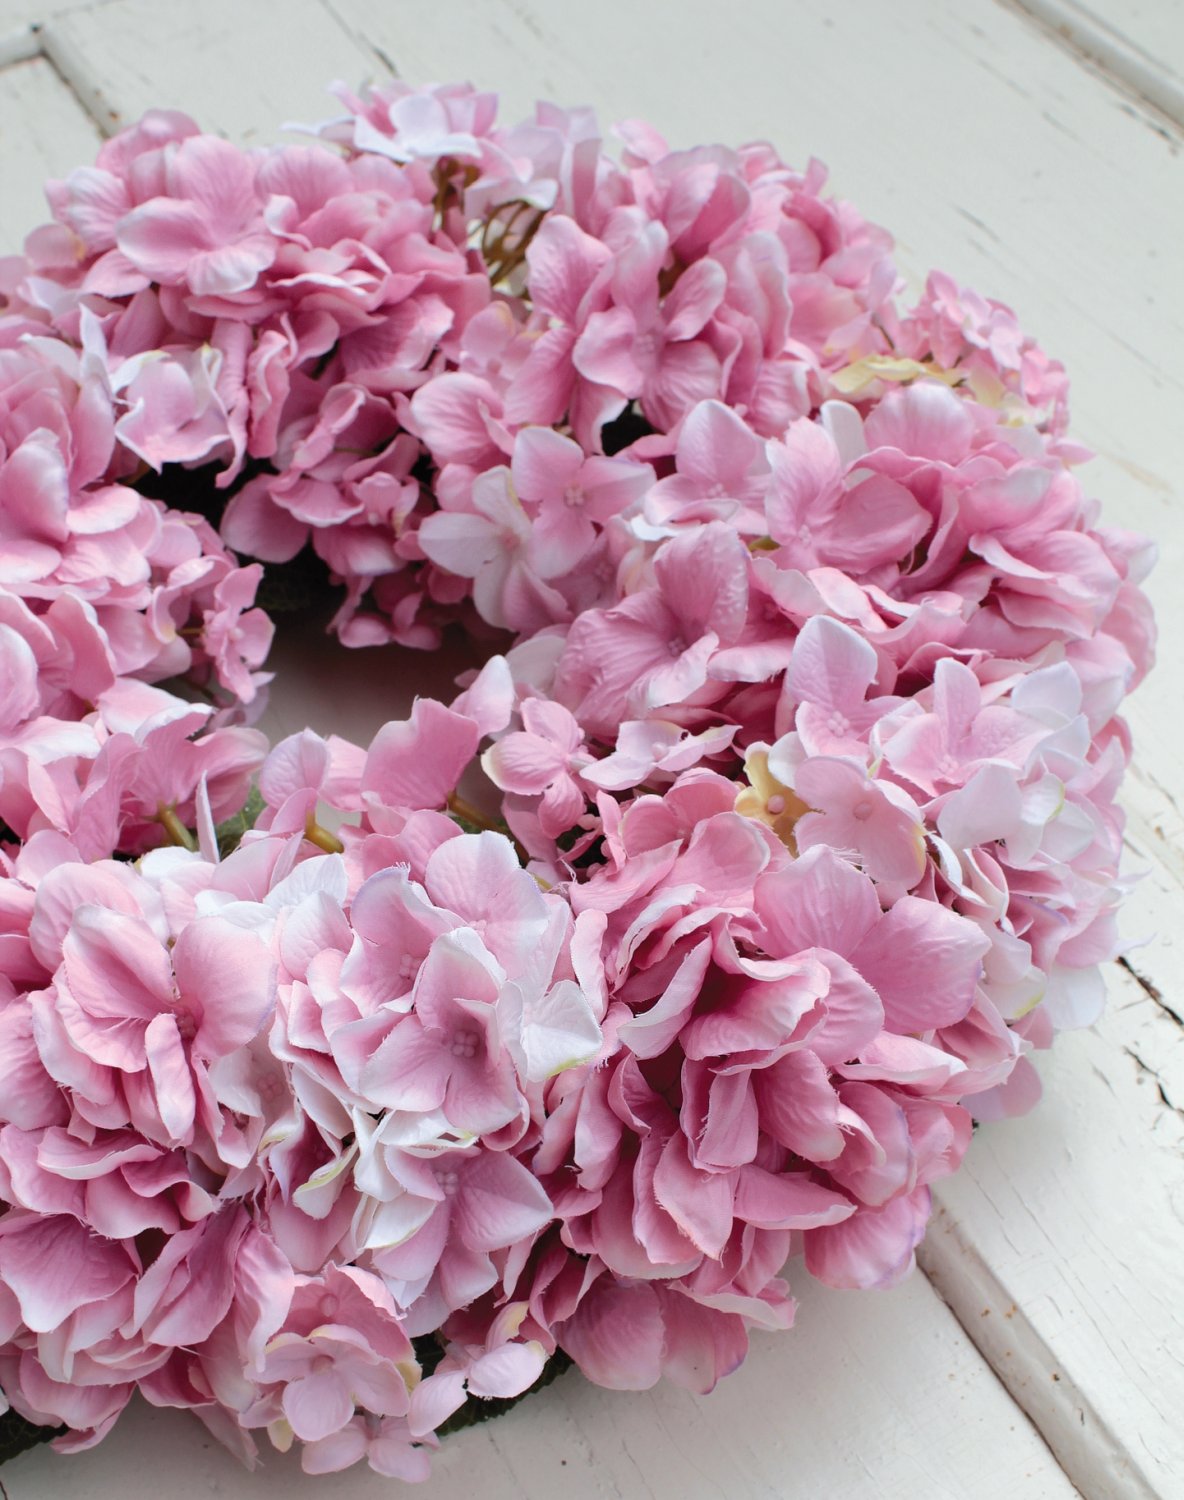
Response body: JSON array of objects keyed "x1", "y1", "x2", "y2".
[
  {"x1": 1006, "y1": 0, "x2": 1184, "y2": 127},
  {"x1": 0, "y1": 0, "x2": 88, "y2": 50},
  {"x1": 0, "y1": 54, "x2": 102, "y2": 244},
  {"x1": 0, "y1": 25, "x2": 38, "y2": 65},
  {"x1": 919, "y1": 965, "x2": 1184, "y2": 1500},
  {"x1": 6, "y1": 1268, "x2": 1081, "y2": 1498},
  {"x1": 43, "y1": 0, "x2": 376, "y2": 143}
]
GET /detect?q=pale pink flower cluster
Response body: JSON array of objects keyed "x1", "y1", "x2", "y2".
[
  {"x1": 0, "y1": 311, "x2": 272, "y2": 701},
  {"x1": 2, "y1": 80, "x2": 905, "y2": 646},
  {"x1": 0, "y1": 80, "x2": 1154, "y2": 1482},
  {"x1": 0, "y1": 726, "x2": 590, "y2": 1469},
  {"x1": 0, "y1": 270, "x2": 274, "y2": 879}
]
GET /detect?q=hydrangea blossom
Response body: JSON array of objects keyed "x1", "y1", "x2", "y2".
[{"x1": 0, "y1": 78, "x2": 1153, "y2": 1483}]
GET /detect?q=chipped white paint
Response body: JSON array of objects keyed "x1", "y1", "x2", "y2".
[{"x1": 1, "y1": 0, "x2": 1181, "y2": 1494}]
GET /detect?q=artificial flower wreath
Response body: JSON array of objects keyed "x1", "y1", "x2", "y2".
[{"x1": 0, "y1": 78, "x2": 1153, "y2": 1480}]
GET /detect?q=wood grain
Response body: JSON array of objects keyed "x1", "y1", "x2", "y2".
[
  {"x1": 1006, "y1": 0, "x2": 1184, "y2": 126},
  {"x1": 0, "y1": 0, "x2": 94, "y2": 47},
  {"x1": 0, "y1": 53, "x2": 100, "y2": 241},
  {"x1": 44, "y1": 0, "x2": 375, "y2": 143}
]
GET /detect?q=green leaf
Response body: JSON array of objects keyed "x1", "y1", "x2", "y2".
[{"x1": 215, "y1": 786, "x2": 265, "y2": 859}]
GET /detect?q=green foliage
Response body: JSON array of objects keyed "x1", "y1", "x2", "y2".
[
  {"x1": 0, "y1": 1408, "x2": 63, "y2": 1464},
  {"x1": 448, "y1": 811, "x2": 490, "y2": 837},
  {"x1": 253, "y1": 545, "x2": 341, "y2": 615},
  {"x1": 215, "y1": 786, "x2": 266, "y2": 859},
  {"x1": 410, "y1": 1337, "x2": 574, "y2": 1437}
]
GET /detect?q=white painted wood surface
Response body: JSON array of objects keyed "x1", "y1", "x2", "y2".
[
  {"x1": 1006, "y1": 0, "x2": 1184, "y2": 126},
  {"x1": 0, "y1": 53, "x2": 99, "y2": 237},
  {"x1": 1, "y1": 2, "x2": 1182, "y2": 1495}
]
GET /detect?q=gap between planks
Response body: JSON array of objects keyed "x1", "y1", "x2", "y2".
[
  {"x1": 1002, "y1": 0, "x2": 1184, "y2": 131},
  {"x1": 0, "y1": 20, "x2": 119, "y2": 136},
  {"x1": 919, "y1": 1200, "x2": 1158, "y2": 1500}
]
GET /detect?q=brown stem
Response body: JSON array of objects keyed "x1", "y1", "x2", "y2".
[
  {"x1": 481, "y1": 198, "x2": 530, "y2": 262},
  {"x1": 657, "y1": 257, "x2": 686, "y2": 298},
  {"x1": 446, "y1": 792, "x2": 499, "y2": 832},
  {"x1": 304, "y1": 814, "x2": 345, "y2": 855},
  {"x1": 157, "y1": 805, "x2": 197, "y2": 851},
  {"x1": 432, "y1": 157, "x2": 458, "y2": 224},
  {"x1": 488, "y1": 209, "x2": 546, "y2": 285},
  {"x1": 446, "y1": 793, "x2": 531, "y2": 866}
]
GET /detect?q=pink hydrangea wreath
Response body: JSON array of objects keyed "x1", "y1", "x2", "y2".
[{"x1": 0, "y1": 79, "x2": 1154, "y2": 1480}]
